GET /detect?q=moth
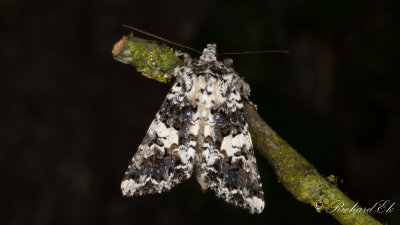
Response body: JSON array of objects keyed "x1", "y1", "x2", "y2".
[{"x1": 118, "y1": 39, "x2": 265, "y2": 213}]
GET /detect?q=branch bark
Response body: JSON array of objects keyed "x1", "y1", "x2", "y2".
[
  {"x1": 112, "y1": 34, "x2": 383, "y2": 225},
  {"x1": 244, "y1": 102, "x2": 382, "y2": 225}
]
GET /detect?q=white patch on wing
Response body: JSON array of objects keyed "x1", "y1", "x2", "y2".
[
  {"x1": 221, "y1": 135, "x2": 239, "y2": 157},
  {"x1": 177, "y1": 146, "x2": 195, "y2": 164},
  {"x1": 121, "y1": 172, "x2": 178, "y2": 196},
  {"x1": 154, "y1": 121, "x2": 179, "y2": 149},
  {"x1": 189, "y1": 122, "x2": 200, "y2": 136},
  {"x1": 202, "y1": 148, "x2": 220, "y2": 166},
  {"x1": 231, "y1": 133, "x2": 247, "y2": 149},
  {"x1": 121, "y1": 179, "x2": 140, "y2": 195},
  {"x1": 203, "y1": 123, "x2": 213, "y2": 138},
  {"x1": 246, "y1": 196, "x2": 265, "y2": 213}
]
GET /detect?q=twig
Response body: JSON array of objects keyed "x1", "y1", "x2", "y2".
[{"x1": 244, "y1": 101, "x2": 382, "y2": 225}]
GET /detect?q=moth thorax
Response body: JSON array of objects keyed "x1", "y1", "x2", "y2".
[{"x1": 200, "y1": 44, "x2": 217, "y2": 62}]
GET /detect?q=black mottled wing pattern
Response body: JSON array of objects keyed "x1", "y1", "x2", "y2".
[
  {"x1": 199, "y1": 77, "x2": 265, "y2": 213},
  {"x1": 121, "y1": 44, "x2": 265, "y2": 214},
  {"x1": 121, "y1": 81, "x2": 196, "y2": 195}
]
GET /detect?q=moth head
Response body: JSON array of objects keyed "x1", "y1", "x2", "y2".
[{"x1": 200, "y1": 44, "x2": 217, "y2": 62}]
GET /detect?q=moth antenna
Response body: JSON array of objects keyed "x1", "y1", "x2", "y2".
[
  {"x1": 122, "y1": 25, "x2": 201, "y2": 54},
  {"x1": 219, "y1": 50, "x2": 290, "y2": 55}
]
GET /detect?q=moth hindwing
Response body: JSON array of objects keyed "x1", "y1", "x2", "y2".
[{"x1": 120, "y1": 43, "x2": 265, "y2": 213}]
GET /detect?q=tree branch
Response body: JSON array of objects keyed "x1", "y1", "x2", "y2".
[
  {"x1": 244, "y1": 102, "x2": 382, "y2": 225},
  {"x1": 112, "y1": 34, "x2": 383, "y2": 225}
]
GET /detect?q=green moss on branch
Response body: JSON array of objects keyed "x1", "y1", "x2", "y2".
[
  {"x1": 244, "y1": 102, "x2": 382, "y2": 225},
  {"x1": 112, "y1": 33, "x2": 182, "y2": 83}
]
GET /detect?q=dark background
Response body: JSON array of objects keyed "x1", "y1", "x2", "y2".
[{"x1": 1, "y1": 0, "x2": 399, "y2": 224}]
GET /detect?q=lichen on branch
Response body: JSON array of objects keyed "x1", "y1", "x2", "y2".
[
  {"x1": 243, "y1": 102, "x2": 382, "y2": 225},
  {"x1": 112, "y1": 33, "x2": 182, "y2": 83}
]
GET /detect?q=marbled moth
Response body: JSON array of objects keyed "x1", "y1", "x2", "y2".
[{"x1": 114, "y1": 36, "x2": 264, "y2": 213}]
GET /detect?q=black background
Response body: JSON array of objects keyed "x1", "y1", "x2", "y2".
[{"x1": 1, "y1": 0, "x2": 399, "y2": 224}]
